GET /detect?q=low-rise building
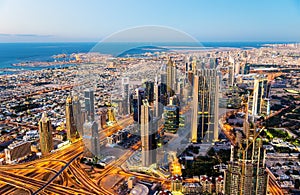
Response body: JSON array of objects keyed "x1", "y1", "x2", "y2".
[{"x1": 4, "y1": 141, "x2": 31, "y2": 164}]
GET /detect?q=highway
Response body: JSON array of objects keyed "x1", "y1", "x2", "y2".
[{"x1": 0, "y1": 140, "x2": 102, "y2": 195}]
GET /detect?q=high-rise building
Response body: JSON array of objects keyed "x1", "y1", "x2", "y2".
[
  {"x1": 66, "y1": 96, "x2": 77, "y2": 142},
  {"x1": 143, "y1": 81, "x2": 154, "y2": 103},
  {"x1": 191, "y1": 69, "x2": 220, "y2": 143},
  {"x1": 122, "y1": 77, "x2": 130, "y2": 115},
  {"x1": 83, "y1": 120, "x2": 100, "y2": 157},
  {"x1": 228, "y1": 65, "x2": 234, "y2": 86},
  {"x1": 84, "y1": 89, "x2": 95, "y2": 121},
  {"x1": 38, "y1": 112, "x2": 53, "y2": 155},
  {"x1": 251, "y1": 76, "x2": 267, "y2": 117},
  {"x1": 166, "y1": 58, "x2": 176, "y2": 96},
  {"x1": 154, "y1": 76, "x2": 159, "y2": 118},
  {"x1": 225, "y1": 112, "x2": 267, "y2": 195},
  {"x1": 132, "y1": 88, "x2": 145, "y2": 123},
  {"x1": 82, "y1": 89, "x2": 100, "y2": 157},
  {"x1": 163, "y1": 97, "x2": 179, "y2": 134},
  {"x1": 72, "y1": 95, "x2": 83, "y2": 137},
  {"x1": 140, "y1": 99, "x2": 156, "y2": 167}
]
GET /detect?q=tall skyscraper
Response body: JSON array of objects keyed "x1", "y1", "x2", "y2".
[
  {"x1": 38, "y1": 112, "x2": 53, "y2": 155},
  {"x1": 143, "y1": 81, "x2": 154, "y2": 103},
  {"x1": 132, "y1": 88, "x2": 145, "y2": 123},
  {"x1": 84, "y1": 89, "x2": 95, "y2": 121},
  {"x1": 225, "y1": 115, "x2": 267, "y2": 195},
  {"x1": 72, "y1": 95, "x2": 83, "y2": 137},
  {"x1": 122, "y1": 77, "x2": 130, "y2": 115},
  {"x1": 252, "y1": 76, "x2": 267, "y2": 117},
  {"x1": 82, "y1": 89, "x2": 100, "y2": 157},
  {"x1": 163, "y1": 105, "x2": 179, "y2": 134},
  {"x1": 228, "y1": 65, "x2": 234, "y2": 86},
  {"x1": 191, "y1": 68, "x2": 220, "y2": 143},
  {"x1": 154, "y1": 76, "x2": 159, "y2": 118},
  {"x1": 140, "y1": 99, "x2": 156, "y2": 167},
  {"x1": 166, "y1": 58, "x2": 176, "y2": 96},
  {"x1": 66, "y1": 96, "x2": 77, "y2": 142}
]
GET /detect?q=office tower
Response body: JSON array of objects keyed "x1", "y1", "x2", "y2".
[
  {"x1": 166, "y1": 58, "x2": 176, "y2": 96},
  {"x1": 163, "y1": 97, "x2": 179, "y2": 133},
  {"x1": 228, "y1": 65, "x2": 234, "y2": 86},
  {"x1": 252, "y1": 76, "x2": 267, "y2": 116},
  {"x1": 140, "y1": 99, "x2": 156, "y2": 167},
  {"x1": 122, "y1": 77, "x2": 130, "y2": 115},
  {"x1": 154, "y1": 76, "x2": 160, "y2": 118},
  {"x1": 143, "y1": 81, "x2": 154, "y2": 103},
  {"x1": 163, "y1": 105, "x2": 179, "y2": 134},
  {"x1": 38, "y1": 112, "x2": 53, "y2": 155},
  {"x1": 132, "y1": 88, "x2": 145, "y2": 123},
  {"x1": 72, "y1": 95, "x2": 83, "y2": 137},
  {"x1": 234, "y1": 62, "x2": 241, "y2": 75},
  {"x1": 82, "y1": 89, "x2": 100, "y2": 157},
  {"x1": 66, "y1": 96, "x2": 77, "y2": 142},
  {"x1": 83, "y1": 120, "x2": 100, "y2": 157},
  {"x1": 84, "y1": 89, "x2": 95, "y2": 121},
  {"x1": 191, "y1": 69, "x2": 220, "y2": 143},
  {"x1": 225, "y1": 125, "x2": 267, "y2": 195}
]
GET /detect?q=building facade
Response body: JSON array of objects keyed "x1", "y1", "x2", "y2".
[
  {"x1": 38, "y1": 112, "x2": 53, "y2": 155},
  {"x1": 191, "y1": 68, "x2": 220, "y2": 143}
]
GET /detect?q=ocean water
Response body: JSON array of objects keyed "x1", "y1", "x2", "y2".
[{"x1": 0, "y1": 41, "x2": 296, "y2": 75}]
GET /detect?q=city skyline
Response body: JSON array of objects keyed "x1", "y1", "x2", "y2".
[{"x1": 0, "y1": 0, "x2": 300, "y2": 42}]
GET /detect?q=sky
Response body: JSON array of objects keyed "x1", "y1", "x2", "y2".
[{"x1": 0, "y1": 0, "x2": 300, "y2": 42}]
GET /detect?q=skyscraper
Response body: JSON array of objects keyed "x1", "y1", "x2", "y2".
[
  {"x1": 72, "y1": 95, "x2": 83, "y2": 137},
  {"x1": 84, "y1": 89, "x2": 95, "y2": 121},
  {"x1": 154, "y1": 76, "x2": 159, "y2": 118},
  {"x1": 82, "y1": 89, "x2": 100, "y2": 157},
  {"x1": 132, "y1": 88, "x2": 145, "y2": 123},
  {"x1": 122, "y1": 77, "x2": 130, "y2": 115},
  {"x1": 66, "y1": 96, "x2": 77, "y2": 142},
  {"x1": 143, "y1": 80, "x2": 154, "y2": 103},
  {"x1": 140, "y1": 99, "x2": 156, "y2": 167},
  {"x1": 166, "y1": 58, "x2": 176, "y2": 96},
  {"x1": 251, "y1": 76, "x2": 267, "y2": 117},
  {"x1": 225, "y1": 116, "x2": 267, "y2": 195},
  {"x1": 38, "y1": 112, "x2": 53, "y2": 155},
  {"x1": 191, "y1": 68, "x2": 220, "y2": 143}
]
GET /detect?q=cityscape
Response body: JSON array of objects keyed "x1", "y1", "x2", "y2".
[{"x1": 1, "y1": 1, "x2": 300, "y2": 195}]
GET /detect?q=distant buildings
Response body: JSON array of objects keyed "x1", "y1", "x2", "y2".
[
  {"x1": 191, "y1": 68, "x2": 220, "y2": 143},
  {"x1": 38, "y1": 112, "x2": 53, "y2": 155}
]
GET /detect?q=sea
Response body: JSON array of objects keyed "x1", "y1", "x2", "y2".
[{"x1": 0, "y1": 41, "x2": 296, "y2": 75}]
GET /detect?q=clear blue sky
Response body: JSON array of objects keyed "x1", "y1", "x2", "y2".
[{"x1": 0, "y1": 0, "x2": 300, "y2": 42}]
